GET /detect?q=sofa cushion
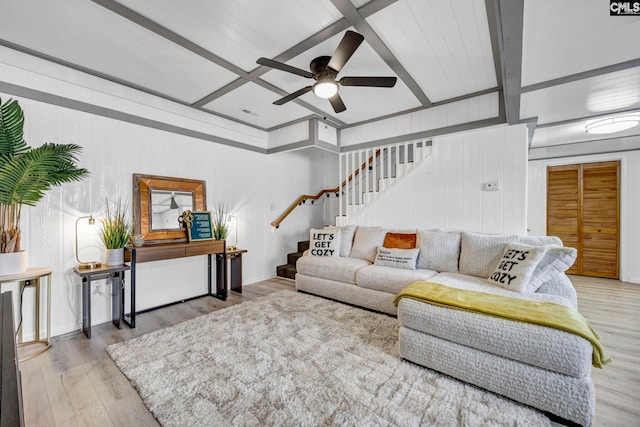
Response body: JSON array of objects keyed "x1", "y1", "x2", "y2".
[
  {"x1": 427, "y1": 272, "x2": 573, "y2": 307},
  {"x1": 325, "y1": 225, "x2": 356, "y2": 257},
  {"x1": 488, "y1": 243, "x2": 549, "y2": 293},
  {"x1": 308, "y1": 228, "x2": 341, "y2": 257},
  {"x1": 383, "y1": 232, "x2": 417, "y2": 249},
  {"x1": 416, "y1": 230, "x2": 461, "y2": 273},
  {"x1": 357, "y1": 265, "x2": 438, "y2": 295},
  {"x1": 397, "y1": 298, "x2": 593, "y2": 377},
  {"x1": 459, "y1": 231, "x2": 518, "y2": 278},
  {"x1": 349, "y1": 226, "x2": 386, "y2": 262},
  {"x1": 536, "y1": 273, "x2": 578, "y2": 309},
  {"x1": 374, "y1": 247, "x2": 420, "y2": 270},
  {"x1": 297, "y1": 255, "x2": 371, "y2": 284}
]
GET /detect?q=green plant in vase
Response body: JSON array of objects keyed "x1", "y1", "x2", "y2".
[
  {"x1": 99, "y1": 199, "x2": 133, "y2": 266},
  {"x1": 0, "y1": 97, "x2": 89, "y2": 275},
  {"x1": 212, "y1": 201, "x2": 229, "y2": 240}
]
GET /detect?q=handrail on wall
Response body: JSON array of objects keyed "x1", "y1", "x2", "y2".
[{"x1": 270, "y1": 149, "x2": 381, "y2": 228}]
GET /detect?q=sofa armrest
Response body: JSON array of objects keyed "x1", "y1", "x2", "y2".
[{"x1": 536, "y1": 273, "x2": 578, "y2": 309}]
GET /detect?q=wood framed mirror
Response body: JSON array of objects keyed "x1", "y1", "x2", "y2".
[{"x1": 133, "y1": 174, "x2": 207, "y2": 243}]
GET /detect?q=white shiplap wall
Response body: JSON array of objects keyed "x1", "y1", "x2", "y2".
[
  {"x1": 339, "y1": 92, "x2": 499, "y2": 147},
  {"x1": 528, "y1": 148, "x2": 640, "y2": 284},
  {"x1": 0, "y1": 46, "x2": 268, "y2": 149},
  {"x1": 351, "y1": 123, "x2": 528, "y2": 234},
  {"x1": 267, "y1": 121, "x2": 309, "y2": 148},
  {"x1": 0, "y1": 94, "x2": 335, "y2": 339},
  {"x1": 2, "y1": 94, "x2": 336, "y2": 337}
]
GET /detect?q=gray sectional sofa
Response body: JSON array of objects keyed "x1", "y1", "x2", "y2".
[{"x1": 295, "y1": 226, "x2": 596, "y2": 426}]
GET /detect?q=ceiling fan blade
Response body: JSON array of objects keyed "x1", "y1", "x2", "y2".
[
  {"x1": 273, "y1": 86, "x2": 313, "y2": 105},
  {"x1": 327, "y1": 31, "x2": 364, "y2": 73},
  {"x1": 329, "y1": 93, "x2": 346, "y2": 113},
  {"x1": 339, "y1": 76, "x2": 397, "y2": 87},
  {"x1": 257, "y1": 57, "x2": 314, "y2": 79}
]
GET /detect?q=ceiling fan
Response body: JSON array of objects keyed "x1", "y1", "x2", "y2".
[{"x1": 257, "y1": 31, "x2": 397, "y2": 113}]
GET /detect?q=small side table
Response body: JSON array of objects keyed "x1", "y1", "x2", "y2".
[
  {"x1": 0, "y1": 268, "x2": 52, "y2": 362},
  {"x1": 226, "y1": 248, "x2": 247, "y2": 293},
  {"x1": 73, "y1": 264, "x2": 130, "y2": 339}
]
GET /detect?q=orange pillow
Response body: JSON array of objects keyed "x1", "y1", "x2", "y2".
[{"x1": 383, "y1": 232, "x2": 417, "y2": 249}]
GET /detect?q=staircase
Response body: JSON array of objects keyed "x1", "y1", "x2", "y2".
[
  {"x1": 274, "y1": 139, "x2": 432, "y2": 278},
  {"x1": 276, "y1": 240, "x2": 309, "y2": 279},
  {"x1": 337, "y1": 140, "x2": 432, "y2": 225}
]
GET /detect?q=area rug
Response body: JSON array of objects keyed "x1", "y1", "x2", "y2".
[{"x1": 107, "y1": 290, "x2": 550, "y2": 426}]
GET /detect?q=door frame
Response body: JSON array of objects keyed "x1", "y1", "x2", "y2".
[
  {"x1": 538, "y1": 153, "x2": 627, "y2": 281},
  {"x1": 546, "y1": 161, "x2": 620, "y2": 278}
]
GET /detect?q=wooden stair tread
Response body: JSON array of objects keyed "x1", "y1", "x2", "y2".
[
  {"x1": 277, "y1": 240, "x2": 310, "y2": 279},
  {"x1": 276, "y1": 264, "x2": 297, "y2": 280}
]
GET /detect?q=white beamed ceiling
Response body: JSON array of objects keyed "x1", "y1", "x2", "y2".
[
  {"x1": 521, "y1": 67, "x2": 640, "y2": 125},
  {"x1": 203, "y1": 82, "x2": 312, "y2": 129},
  {"x1": 116, "y1": 0, "x2": 344, "y2": 72},
  {"x1": 522, "y1": 0, "x2": 640, "y2": 86},
  {"x1": 367, "y1": 0, "x2": 497, "y2": 101},
  {"x1": 0, "y1": 0, "x2": 638, "y2": 149},
  {"x1": 0, "y1": 0, "x2": 239, "y2": 103}
]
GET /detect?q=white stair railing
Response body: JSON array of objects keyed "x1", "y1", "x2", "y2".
[{"x1": 337, "y1": 139, "x2": 431, "y2": 225}]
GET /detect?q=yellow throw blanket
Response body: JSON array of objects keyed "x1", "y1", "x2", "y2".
[{"x1": 393, "y1": 281, "x2": 611, "y2": 368}]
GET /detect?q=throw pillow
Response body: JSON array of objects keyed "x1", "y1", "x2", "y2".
[
  {"x1": 383, "y1": 232, "x2": 417, "y2": 249},
  {"x1": 309, "y1": 228, "x2": 341, "y2": 257},
  {"x1": 459, "y1": 231, "x2": 519, "y2": 278},
  {"x1": 374, "y1": 247, "x2": 420, "y2": 270},
  {"x1": 488, "y1": 243, "x2": 549, "y2": 293},
  {"x1": 349, "y1": 226, "x2": 386, "y2": 262},
  {"x1": 325, "y1": 225, "x2": 356, "y2": 257},
  {"x1": 416, "y1": 230, "x2": 461, "y2": 273},
  {"x1": 528, "y1": 245, "x2": 577, "y2": 290}
]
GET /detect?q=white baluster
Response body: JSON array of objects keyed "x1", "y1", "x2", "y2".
[
  {"x1": 338, "y1": 153, "x2": 343, "y2": 222},
  {"x1": 372, "y1": 147, "x2": 378, "y2": 202}
]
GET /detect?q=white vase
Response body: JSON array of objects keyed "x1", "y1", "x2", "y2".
[
  {"x1": 0, "y1": 250, "x2": 28, "y2": 276},
  {"x1": 105, "y1": 248, "x2": 124, "y2": 266}
]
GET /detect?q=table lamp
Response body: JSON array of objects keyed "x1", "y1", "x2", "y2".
[
  {"x1": 227, "y1": 215, "x2": 238, "y2": 250},
  {"x1": 75, "y1": 215, "x2": 101, "y2": 269}
]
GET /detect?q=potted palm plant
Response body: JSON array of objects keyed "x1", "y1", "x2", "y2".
[
  {"x1": 0, "y1": 97, "x2": 89, "y2": 275},
  {"x1": 98, "y1": 199, "x2": 132, "y2": 266}
]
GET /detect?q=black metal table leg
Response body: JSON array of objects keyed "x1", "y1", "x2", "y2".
[
  {"x1": 208, "y1": 254, "x2": 212, "y2": 295},
  {"x1": 123, "y1": 250, "x2": 136, "y2": 328},
  {"x1": 215, "y1": 253, "x2": 227, "y2": 301},
  {"x1": 230, "y1": 253, "x2": 243, "y2": 293},
  {"x1": 111, "y1": 272, "x2": 123, "y2": 329},
  {"x1": 82, "y1": 276, "x2": 91, "y2": 338}
]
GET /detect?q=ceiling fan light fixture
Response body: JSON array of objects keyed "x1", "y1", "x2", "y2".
[
  {"x1": 313, "y1": 80, "x2": 338, "y2": 99},
  {"x1": 585, "y1": 114, "x2": 640, "y2": 134}
]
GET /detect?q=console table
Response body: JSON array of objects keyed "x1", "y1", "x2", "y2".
[
  {"x1": 226, "y1": 248, "x2": 247, "y2": 293},
  {"x1": 124, "y1": 240, "x2": 227, "y2": 328},
  {"x1": 72, "y1": 264, "x2": 130, "y2": 339}
]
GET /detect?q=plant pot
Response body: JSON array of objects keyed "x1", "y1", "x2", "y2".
[
  {"x1": 105, "y1": 248, "x2": 124, "y2": 266},
  {"x1": 0, "y1": 250, "x2": 28, "y2": 276}
]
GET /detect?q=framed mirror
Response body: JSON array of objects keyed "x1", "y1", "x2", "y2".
[{"x1": 133, "y1": 174, "x2": 207, "y2": 242}]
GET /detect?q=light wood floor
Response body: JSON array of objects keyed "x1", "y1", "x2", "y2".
[{"x1": 18, "y1": 276, "x2": 639, "y2": 426}]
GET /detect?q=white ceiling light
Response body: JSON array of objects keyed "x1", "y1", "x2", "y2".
[
  {"x1": 585, "y1": 114, "x2": 640, "y2": 134},
  {"x1": 313, "y1": 80, "x2": 338, "y2": 99}
]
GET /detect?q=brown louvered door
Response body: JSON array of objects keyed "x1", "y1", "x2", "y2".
[
  {"x1": 547, "y1": 161, "x2": 619, "y2": 279},
  {"x1": 547, "y1": 165, "x2": 581, "y2": 274}
]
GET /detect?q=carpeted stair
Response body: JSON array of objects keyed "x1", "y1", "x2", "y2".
[{"x1": 276, "y1": 240, "x2": 309, "y2": 279}]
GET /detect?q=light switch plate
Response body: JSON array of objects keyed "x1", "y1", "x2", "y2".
[{"x1": 483, "y1": 182, "x2": 500, "y2": 191}]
